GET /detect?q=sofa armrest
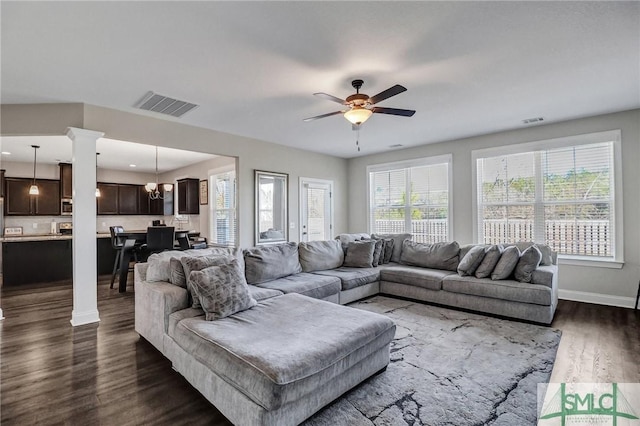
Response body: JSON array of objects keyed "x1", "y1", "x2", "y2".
[
  {"x1": 134, "y1": 263, "x2": 189, "y2": 353},
  {"x1": 531, "y1": 265, "x2": 557, "y2": 289}
]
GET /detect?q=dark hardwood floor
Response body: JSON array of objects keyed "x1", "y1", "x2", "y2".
[{"x1": 1, "y1": 277, "x2": 638, "y2": 425}]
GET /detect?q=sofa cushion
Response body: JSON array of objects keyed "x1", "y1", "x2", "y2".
[
  {"x1": 442, "y1": 275, "x2": 552, "y2": 306},
  {"x1": 514, "y1": 245, "x2": 542, "y2": 283},
  {"x1": 344, "y1": 240, "x2": 376, "y2": 268},
  {"x1": 298, "y1": 240, "x2": 344, "y2": 272},
  {"x1": 189, "y1": 259, "x2": 257, "y2": 320},
  {"x1": 169, "y1": 257, "x2": 188, "y2": 288},
  {"x1": 170, "y1": 293, "x2": 396, "y2": 411},
  {"x1": 255, "y1": 273, "x2": 340, "y2": 300},
  {"x1": 248, "y1": 285, "x2": 284, "y2": 301},
  {"x1": 475, "y1": 245, "x2": 503, "y2": 279},
  {"x1": 146, "y1": 247, "x2": 243, "y2": 283},
  {"x1": 506, "y1": 242, "x2": 555, "y2": 266},
  {"x1": 380, "y1": 265, "x2": 455, "y2": 291},
  {"x1": 244, "y1": 242, "x2": 302, "y2": 285},
  {"x1": 400, "y1": 240, "x2": 460, "y2": 271},
  {"x1": 491, "y1": 246, "x2": 520, "y2": 280},
  {"x1": 335, "y1": 233, "x2": 370, "y2": 253},
  {"x1": 181, "y1": 255, "x2": 236, "y2": 308},
  {"x1": 371, "y1": 233, "x2": 411, "y2": 263},
  {"x1": 313, "y1": 267, "x2": 381, "y2": 291},
  {"x1": 457, "y1": 245, "x2": 486, "y2": 276},
  {"x1": 363, "y1": 239, "x2": 384, "y2": 267}
]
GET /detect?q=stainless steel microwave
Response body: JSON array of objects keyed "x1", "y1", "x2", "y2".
[{"x1": 61, "y1": 199, "x2": 73, "y2": 215}]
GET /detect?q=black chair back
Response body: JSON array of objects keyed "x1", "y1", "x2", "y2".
[
  {"x1": 109, "y1": 226, "x2": 126, "y2": 249},
  {"x1": 175, "y1": 231, "x2": 191, "y2": 250},
  {"x1": 146, "y1": 226, "x2": 175, "y2": 253}
]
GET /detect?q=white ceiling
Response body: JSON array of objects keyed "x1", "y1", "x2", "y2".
[
  {"x1": 0, "y1": 136, "x2": 216, "y2": 173},
  {"x1": 1, "y1": 2, "x2": 638, "y2": 159}
]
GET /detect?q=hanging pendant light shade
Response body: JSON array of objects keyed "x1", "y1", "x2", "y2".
[
  {"x1": 29, "y1": 145, "x2": 40, "y2": 196},
  {"x1": 146, "y1": 146, "x2": 171, "y2": 199}
]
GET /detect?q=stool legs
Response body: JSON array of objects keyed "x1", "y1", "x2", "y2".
[{"x1": 110, "y1": 249, "x2": 122, "y2": 289}]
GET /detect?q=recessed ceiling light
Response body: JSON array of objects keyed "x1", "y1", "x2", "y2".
[
  {"x1": 129, "y1": 164, "x2": 137, "y2": 168},
  {"x1": 1, "y1": 151, "x2": 11, "y2": 155}
]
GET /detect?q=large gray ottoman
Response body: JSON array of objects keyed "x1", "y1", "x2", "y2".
[{"x1": 169, "y1": 293, "x2": 395, "y2": 425}]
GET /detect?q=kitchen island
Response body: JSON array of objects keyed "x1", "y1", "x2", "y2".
[{"x1": 1, "y1": 234, "x2": 117, "y2": 286}]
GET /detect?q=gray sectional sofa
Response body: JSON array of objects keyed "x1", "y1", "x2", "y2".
[{"x1": 135, "y1": 234, "x2": 558, "y2": 425}]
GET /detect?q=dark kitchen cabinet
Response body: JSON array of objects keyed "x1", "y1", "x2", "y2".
[
  {"x1": 5, "y1": 177, "x2": 60, "y2": 216},
  {"x1": 177, "y1": 178, "x2": 199, "y2": 215},
  {"x1": 97, "y1": 183, "x2": 119, "y2": 215},
  {"x1": 138, "y1": 186, "x2": 151, "y2": 215},
  {"x1": 149, "y1": 186, "x2": 174, "y2": 216},
  {"x1": 59, "y1": 163, "x2": 73, "y2": 199},
  {"x1": 0, "y1": 169, "x2": 5, "y2": 198},
  {"x1": 118, "y1": 184, "x2": 138, "y2": 215}
]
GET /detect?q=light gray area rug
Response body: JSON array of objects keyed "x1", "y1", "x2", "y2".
[{"x1": 305, "y1": 296, "x2": 561, "y2": 426}]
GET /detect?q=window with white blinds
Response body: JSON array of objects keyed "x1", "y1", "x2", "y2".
[
  {"x1": 210, "y1": 170, "x2": 237, "y2": 246},
  {"x1": 368, "y1": 155, "x2": 451, "y2": 243},
  {"x1": 474, "y1": 130, "x2": 621, "y2": 261}
]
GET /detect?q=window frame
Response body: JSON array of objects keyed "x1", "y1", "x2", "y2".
[
  {"x1": 471, "y1": 129, "x2": 623, "y2": 267},
  {"x1": 209, "y1": 165, "x2": 237, "y2": 247},
  {"x1": 366, "y1": 154, "x2": 453, "y2": 241}
]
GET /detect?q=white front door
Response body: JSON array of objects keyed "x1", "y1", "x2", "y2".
[{"x1": 300, "y1": 178, "x2": 333, "y2": 242}]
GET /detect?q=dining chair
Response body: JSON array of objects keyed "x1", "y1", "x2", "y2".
[
  {"x1": 109, "y1": 226, "x2": 127, "y2": 288},
  {"x1": 146, "y1": 226, "x2": 175, "y2": 253}
]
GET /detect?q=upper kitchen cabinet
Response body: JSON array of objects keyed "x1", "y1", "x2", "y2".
[
  {"x1": 97, "y1": 183, "x2": 119, "y2": 215},
  {"x1": 117, "y1": 184, "x2": 139, "y2": 215},
  {"x1": 59, "y1": 163, "x2": 72, "y2": 199},
  {"x1": 148, "y1": 186, "x2": 174, "y2": 216},
  {"x1": 5, "y1": 177, "x2": 60, "y2": 216},
  {"x1": 177, "y1": 178, "x2": 199, "y2": 215}
]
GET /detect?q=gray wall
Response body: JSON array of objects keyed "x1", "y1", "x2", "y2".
[{"x1": 348, "y1": 109, "x2": 640, "y2": 303}]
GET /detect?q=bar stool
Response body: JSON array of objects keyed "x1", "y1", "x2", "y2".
[{"x1": 109, "y1": 226, "x2": 136, "y2": 288}]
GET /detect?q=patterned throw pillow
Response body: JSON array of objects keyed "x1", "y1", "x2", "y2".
[
  {"x1": 181, "y1": 255, "x2": 235, "y2": 308},
  {"x1": 475, "y1": 245, "x2": 503, "y2": 278},
  {"x1": 189, "y1": 259, "x2": 257, "y2": 321},
  {"x1": 382, "y1": 239, "x2": 395, "y2": 264},
  {"x1": 491, "y1": 246, "x2": 520, "y2": 280},
  {"x1": 514, "y1": 245, "x2": 542, "y2": 282},
  {"x1": 169, "y1": 257, "x2": 187, "y2": 287},
  {"x1": 457, "y1": 245, "x2": 486, "y2": 276},
  {"x1": 343, "y1": 240, "x2": 376, "y2": 268}
]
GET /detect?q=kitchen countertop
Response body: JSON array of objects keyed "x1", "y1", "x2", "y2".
[{"x1": 0, "y1": 233, "x2": 112, "y2": 242}]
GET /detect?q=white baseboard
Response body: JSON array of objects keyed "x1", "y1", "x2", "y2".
[
  {"x1": 70, "y1": 310, "x2": 101, "y2": 326},
  {"x1": 558, "y1": 289, "x2": 637, "y2": 309}
]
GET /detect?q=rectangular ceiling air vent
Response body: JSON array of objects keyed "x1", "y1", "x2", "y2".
[
  {"x1": 135, "y1": 91, "x2": 198, "y2": 118},
  {"x1": 522, "y1": 117, "x2": 544, "y2": 124}
]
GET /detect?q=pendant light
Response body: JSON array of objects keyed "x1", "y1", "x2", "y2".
[
  {"x1": 145, "y1": 146, "x2": 173, "y2": 199},
  {"x1": 29, "y1": 145, "x2": 40, "y2": 195},
  {"x1": 95, "y1": 153, "x2": 101, "y2": 197}
]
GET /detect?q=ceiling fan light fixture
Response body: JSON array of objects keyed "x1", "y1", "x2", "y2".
[{"x1": 344, "y1": 107, "x2": 372, "y2": 125}]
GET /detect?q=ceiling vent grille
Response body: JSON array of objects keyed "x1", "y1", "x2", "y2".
[
  {"x1": 522, "y1": 117, "x2": 544, "y2": 124},
  {"x1": 135, "y1": 91, "x2": 198, "y2": 118}
]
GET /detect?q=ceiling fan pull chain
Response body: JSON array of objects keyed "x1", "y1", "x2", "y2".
[{"x1": 356, "y1": 127, "x2": 360, "y2": 152}]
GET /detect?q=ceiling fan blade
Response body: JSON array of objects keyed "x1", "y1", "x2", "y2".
[
  {"x1": 368, "y1": 84, "x2": 407, "y2": 105},
  {"x1": 313, "y1": 92, "x2": 348, "y2": 105},
  {"x1": 303, "y1": 111, "x2": 344, "y2": 122},
  {"x1": 372, "y1": 107, "x2": 416, "y2": 117}
]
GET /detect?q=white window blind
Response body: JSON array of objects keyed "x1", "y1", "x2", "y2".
[
  {"x1": 369, "y1": 156, "x2": 451, "y2": 243},
  {"x1": 476, "y1": 139, "x2": 617, "y2": 259},
  {"x1": 211, "y1": 170, "x2": 237, "y2": 246}
]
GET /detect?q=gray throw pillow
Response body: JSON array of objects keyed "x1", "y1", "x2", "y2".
[
  {"x1": 400, "y1": 240, "x2": 460, "y2": 271},
  {"x1": 335, "y1": 233, "x2": 371, "y2": 253},
  {"x1": 243, "y1": 242, "x2": 302, "y2": 285},
  {"x1": 475, "y1": 245, "x2": 503, "y2": 278},
  {"x1": 511, "y1": 242, "x2": 554, "y2": 266},
  {"x1": 514, "y1": 245, "x2": 542, "y2": 283},
  {"x1": 169, "y1": 257, "x2": 187, "y2": 287},
  {"x1": 371, "y1": 233, "x2": 411, "y2": 263},
  {"x1": 343, "y1": 240, "x2": 376, "y2": 268},
  {"x1": 363, "y1": 239, "x2": 384, "y2": 267},
  {"x1": 382, "y1": 238, "x2": 394, "y2": 264},
  {"x1": 298, "y1": 240, "x2": 344, "y2": 272},
  {"x1": 491, "y1": 246, "x2": 520, "y2": 280},
  {"x1": 189, "y1": 259, "x2": 257, "y2": 321},
  {"x1": 457, "y1": 245, "x2": 486, "y2": 276},
  {"x1": 181, "y1": 255, "x2": 236, "y2": 308}
]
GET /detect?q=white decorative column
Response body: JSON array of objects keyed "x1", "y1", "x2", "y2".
[{"x1": 66, "y1": 127, "x2": 103, "y2": 326}]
